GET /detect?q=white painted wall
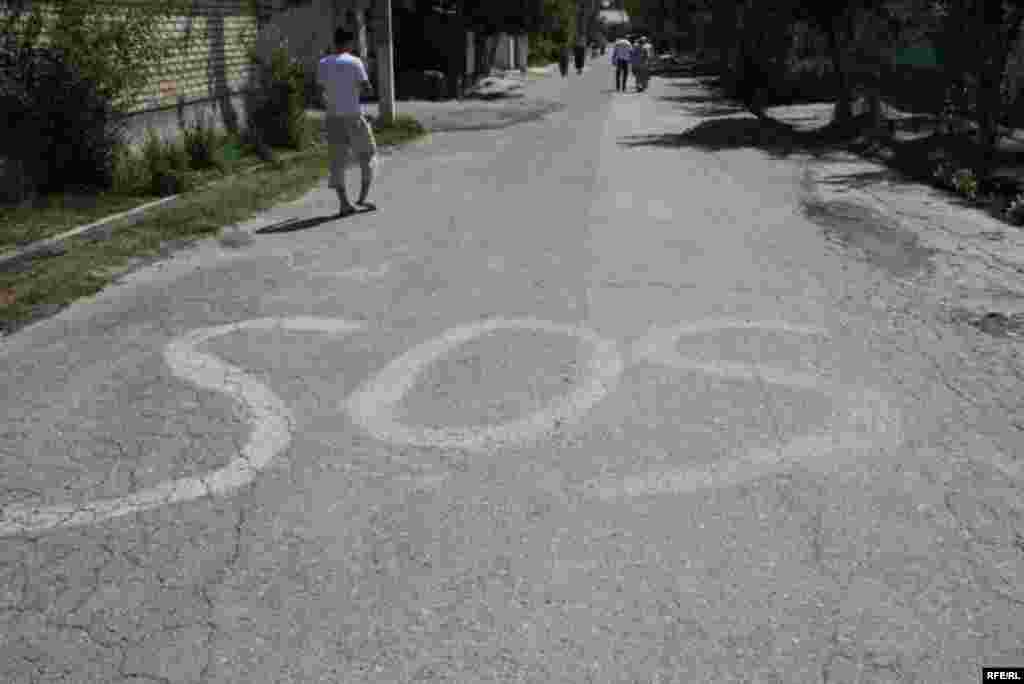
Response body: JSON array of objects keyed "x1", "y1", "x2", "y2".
[{"x1": 491, "y1": 34, "x2": 529, "y2": 71}]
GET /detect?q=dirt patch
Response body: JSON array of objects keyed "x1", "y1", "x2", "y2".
[{"x1": 800, "y1": 197, "x2": 936, "y2": 277}]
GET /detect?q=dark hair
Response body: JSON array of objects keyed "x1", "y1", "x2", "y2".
[{"x1": 334, "y1": 27, "x2": 355, "y2": 47}]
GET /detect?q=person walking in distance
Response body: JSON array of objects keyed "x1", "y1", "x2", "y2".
[
  {"x1": 638, "y1": 37, "x2": 654, "y2": 91},
  {"x1": 317, "y1": 27, "x2": 378, "y2": 216},
  {"x1": 630, "y1": 37, "x2": 650, "y2": 92},
  {"x1": 573, "y1": 39, "x2": 586, "y2": 75},
  {"x1": 558, "y1": 44, "x2": 570, "y2": 77},
  {"x1": 611, "y1": 36, "x2": 632, "y2": 92}
]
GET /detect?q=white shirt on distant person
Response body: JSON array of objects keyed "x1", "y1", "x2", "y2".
[{"x1": 317, "y1": 52, "x2": 369, "y2": 117}]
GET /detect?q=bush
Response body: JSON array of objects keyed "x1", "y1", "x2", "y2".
[
  {"x1": 247, "y1": 45, "x2": 310, "y2": 150},
  {"x1": 0, "y1": 45, "x2": 126, "y2": 194},
  {"x1": 932, "y1": 161, "x2": 955, "y2": 189},
  {"x1": 529, "y1": 34, "x2": 562, "y2": 66},
  {"x1": 213, "y1": 134, "x2": 246, "y2": 172},
  {"x1": 953, "y1": 168, "x2": 979, "y2": 201},
  {"x1": 111, "y1": 145, "x2": 150, "y2": 196},
  {"x1": 182, "y1": 114, "x2": 223, "y2": 171},
  {"x1": 137, "y1": 128, "x2": 192, "y2": 197},
  {"x1": 0, "y1": 0, "x2": 191, "y2": 197},
  {"x1": 1006, "y1": 193, "x2": 1024, "y2": 225}
]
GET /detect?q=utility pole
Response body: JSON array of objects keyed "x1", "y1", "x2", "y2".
[{"x1": 375, "y1": 0, "x2": 396, "y2": 126}]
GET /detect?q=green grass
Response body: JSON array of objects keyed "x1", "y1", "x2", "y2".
[
  {"x1": 0, "y1": 114, "x2": 427, "y2": 334},
  {"x1": 0, "y1": 192, "x2": 160, "y2": 252}
]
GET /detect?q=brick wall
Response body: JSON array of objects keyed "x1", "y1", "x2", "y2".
[{"x1": 0, "y1": 0, "x2": 281, "y2": 114}]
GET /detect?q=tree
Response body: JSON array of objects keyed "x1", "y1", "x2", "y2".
[{"x1": 936, "y1": 0, "x2": 1024, "y2": 178}]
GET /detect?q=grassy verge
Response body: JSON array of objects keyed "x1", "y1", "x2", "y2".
[
  {"x1": 0, "y1": 192, "x2": 161, "y2": 252},
  {"x1": 0, "y1": 114, "x2": 427, "y2": 335}
]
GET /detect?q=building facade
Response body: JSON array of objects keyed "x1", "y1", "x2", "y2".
[{"x1": 0, "y1": 0, "x2": 374, "y2": 144}]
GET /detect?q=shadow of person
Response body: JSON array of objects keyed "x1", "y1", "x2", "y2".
[{"x1": 255, "y1": 213, "x2": 360, "y2": 234}]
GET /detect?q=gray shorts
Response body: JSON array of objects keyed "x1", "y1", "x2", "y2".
[{"x1": 325, "y1": 114, "x2": 378, "y2": 187}]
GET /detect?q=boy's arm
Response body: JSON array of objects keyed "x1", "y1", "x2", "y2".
[
  {"x1": 358, "y1": 60, "x2": 374, "y2": 99},
  {"x1": 316, "y1": 58, "x2": 328, "y2": 104}
]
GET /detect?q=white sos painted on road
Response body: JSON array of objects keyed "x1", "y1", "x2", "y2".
[
  {"x1": 345, "y1": 318, "x2": 625, "y2": 452},
  {"x1": 0, "y1": 315, "x2": 902, "y2": 536},
  {"x1": 0, "y1": 317, "x2": 365, "y2": 537}
]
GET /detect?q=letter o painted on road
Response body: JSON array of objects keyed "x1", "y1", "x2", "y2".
[{"x1": 345, "y1": 317, "x2": 625, "y2": 452}]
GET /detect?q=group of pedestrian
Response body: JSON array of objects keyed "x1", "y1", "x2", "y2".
[{"x1": 611, "y1": 35, "x2": 653, "y2": 93}]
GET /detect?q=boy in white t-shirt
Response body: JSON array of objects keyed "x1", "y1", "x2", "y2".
[{"x1": 317, "y1": 27, "x2": 378, "y2": 216}]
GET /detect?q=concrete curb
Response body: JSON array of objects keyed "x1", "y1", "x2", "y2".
[
  {"x1": 0, "y1": 144, "x2": 330, "y2": 273},
  {"x1": 0, "y1": 195, "x2": 184, "y2": 273}
]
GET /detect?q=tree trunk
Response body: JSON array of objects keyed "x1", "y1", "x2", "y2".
[
  {"x1": 975, "y1": 5, "x2": 1024, "y2": 179},
  {"x1": 474, "y1": 32, "x2": 488, "y2": 77},
  {"x1": 489, "y1": 34, "x2": 501, "y2": 72},
  {"x1": 827, "y1": 17, "x2": 852, "y2": 125}
]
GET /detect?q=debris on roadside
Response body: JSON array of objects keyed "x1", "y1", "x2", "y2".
[
  {"x1": 218, "y1": 228, "x2": 255, "y2": 248},
  {"x1": 464, "y1": 75, "x2": 526, "y2": 100}
]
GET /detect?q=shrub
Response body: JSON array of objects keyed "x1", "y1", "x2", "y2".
[
  {"x1": 953, "y1": 168, "x2": 979, "y2": 201},
  {"x1": 0, "y1": 45, "x2": 126, "y2": 194},
  {"x1": 111, "y1": 144, "x2": 151, "y2": 196},
  {"x1": 138, "y1": 128, "x2": 192, "y2": 197},
  {"x1": 529, "y1": 34, "x2": 563, "y2": 66},
  {"x1": 247, "y1": 45, "x2": 310, "y2": 150},
  {"x1": 0, "y1": 0, "x2": 189, "y2": 196},
  {"x1": 213, "y1": 134, "x2": 246, "y2": 172},
  {"x1": 932, "y1": 161, "x2": 955, "y2": 189},
  {"x1": 1006, "y1": 193, "x2": 1024, "y2": 225},
  {"x1": 182, "y1": 114, "x2": 223, "y2": 171}
]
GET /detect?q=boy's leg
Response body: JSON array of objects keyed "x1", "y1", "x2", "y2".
[
  {"x1": 355, "y1": 116, "x2": 378, "y2": 206},
  {"x1": 326, "y1": 116, "x2": 358, "y2": 214},
  {"x1": 356, "y1": 155, "x2": 375, "y2": 206},
  {"x1": 334, "y1": 159, "x2": 356, "y2": 214}
]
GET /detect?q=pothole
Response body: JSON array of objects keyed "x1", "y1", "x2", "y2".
[{"x1": 950, "y1": 308, "x2": 1024, "y2": 338}]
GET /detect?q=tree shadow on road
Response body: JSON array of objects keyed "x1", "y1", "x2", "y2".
[
  {"x1": 619, "y1": 114, "x2": 857, "y2": 161},
  {"x1": 636, "y1": 56, "x2": 1024, "y2": 224},
  {"x1": 623, "y1": 97, "x2": 1024, "y2": 206},
  {"x1": 654, "y1": 93, "x2": 746, "y2": 118}
]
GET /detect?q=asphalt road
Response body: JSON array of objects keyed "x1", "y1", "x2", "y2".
[{"x1": 1, "y1": 61, "x2": 1023, "y2": 683}]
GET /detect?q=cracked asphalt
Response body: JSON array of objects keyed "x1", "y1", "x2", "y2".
[{"x1": 2, "y1": 60, "x2": 1023, "y2": 683}]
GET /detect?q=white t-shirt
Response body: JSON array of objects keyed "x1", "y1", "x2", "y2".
[{"x1": 317, "y1": 52, "x2": 369, "y2": 116}]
